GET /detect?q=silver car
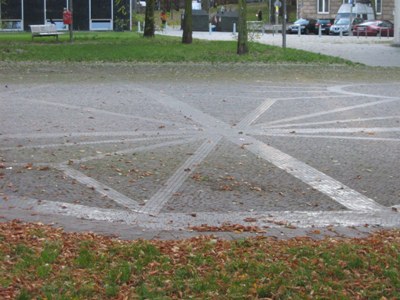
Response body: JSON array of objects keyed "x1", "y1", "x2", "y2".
[{"x1": 330, "y1": 18, "x2": 351, "y2": 35}]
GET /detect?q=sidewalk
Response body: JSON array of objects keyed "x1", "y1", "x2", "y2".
[{"x1": 160, "y1": 27, "x2": 400, "y2": 67}]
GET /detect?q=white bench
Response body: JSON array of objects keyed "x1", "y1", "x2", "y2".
[{"x1": 30, "y1": 24, "x2": 64, "y2": 40}]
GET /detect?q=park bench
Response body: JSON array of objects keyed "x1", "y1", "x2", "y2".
[{"x1": 30, "y1": 24, "x2": 63, "y2": 41}]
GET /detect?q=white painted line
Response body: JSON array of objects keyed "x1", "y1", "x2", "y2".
[
  {"x1": 0, "y1": 134, "x2": 194, "y2": 151},
  {"x1": 2, "y1": 197, "x2": 399, "y2": 229},
  {"x1": 328, "y1": 85, "x2": 400, "y2": 99},
  {"x1": 266, "y1": 98, "x2": 400, "y2": 126},
  {"x1": 0, "y1": 130, "x2": 197, "y2": 141},
  {"x1": 17, "y1": 97, "x2": 189, "y2": 127},
  {"x1": 254, "y1": 116, "x2": 400, "y2": 129},
  {"x1": 259, "y1": 133, "x2": 400, "y2": 143},
  {"x1": 70, "y1": 137, "x2": 201, "y2": 164},
  {"x1": 140, "y1": 137, "x2": 221, "y2": 215},
  {"x1": 251, "y1": 127, "x2": 400, "y2": 135},
  {"x1": 55, "y1": 164, "x2": 142, "y2": 212},
  {"x1": 236, "y1": 100, "x2": 276, "y2": 128},
  {"x1": 229, "y1": 137, "x2": 386, "y2": 212}
]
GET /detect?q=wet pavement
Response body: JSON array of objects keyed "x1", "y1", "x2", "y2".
[{"x1": 1, "y1": 63, "x2": 400, "y2": 240}]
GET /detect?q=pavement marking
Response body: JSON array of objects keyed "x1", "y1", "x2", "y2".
[
  {"x1": 265, "y1": 97, "x2": 400, "y2": 126},
  {"x1": 259, "y1": 133, "x2": 400, "y2": 143},
  {"x1": 141, "y1": 85, "x2": 386, "y2": 213},
  {"x1": 251, "y1": 127, "x2": 400, "y2": 135},
  {"x1": 255, "y1": 116, "x2": 400, "y2": 129},
  {"x1": 12, "y1": 93, "x2": 191, "y2": 127},
  {"x1": 140, "y1": 136, "x2": 221, "y2": 215},
  {"x1": 328, "y1": 84, "x2": 400, "y2": 99},
  {"x1": 236, "y1": 100, "x2": 276, "y2": 128},
  {"x1": 2, "y1": 82, "x2": 398, "y2": 231},
  {"x1": 68, "y1": 137, "x2": 202, "y2": 164},
  {"x1": 2, "y1": 197, "x2": 399, "y2": 229},
  {"x1": 55, "y1": 164, "x2": 142, "y2": 212},
  {"x1": 0, "y1": 134, "x2": 194, "y2": 151},
  {"x1": 228, "y1": 136, "x2": 386, "y2": 212},
  {"x1": 0, "y1": 130, "x2": 197, "y2": 141}
]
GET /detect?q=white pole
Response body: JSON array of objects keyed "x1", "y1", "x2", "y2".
[
  {"x1": 394, "y1": 0, "x2": 400, "y2": 46},
  {"x1": 233, "y1": 22, "x2": 236, "y2": 34},
  {"x1": 21, "y1": 0, "x2": 24, "y2": 30},
  {"x1": 137, "y1": 21, "x2": 141, "y2": 32},
  {"x1": 111, "y1": 0, "x2": 113, "y2": 31},
  {"x1": 209, "y1": 22, "x2": 212, "y2": 34}
]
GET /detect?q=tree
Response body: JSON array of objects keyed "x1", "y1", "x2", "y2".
[
  {"x1": 201, "y1": 0, "x2": 210, "y2": 11},
  {"x1": 144, "y1": 0, "x2": 156, "y2": 37},
  {"x1": 182, "y1": 0, "x2": 193, "y2": 44},
  {"x1": 237, "y1": 0, "x2": 249, "y2": 55}
]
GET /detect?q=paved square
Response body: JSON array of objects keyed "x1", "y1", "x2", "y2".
[{"x1": 1, "y1": 64, "x2": 399, "y2": 239}]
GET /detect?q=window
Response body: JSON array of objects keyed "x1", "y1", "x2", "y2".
[
  {"x1": 46, "y1": 0, "x2": 67, "y2": 20},
  {"x1": 1, "y1": 0, "x2": 23, "y2": 30},
  {"x1": 376, "y1": 0, "x2": 382, "y2": 14},
  {"x1": 91, "y1": 0, "x2": 112, "y2": 19},
  {"x1": 318, "y1": 0, "x2": 329, "y2": 13}
]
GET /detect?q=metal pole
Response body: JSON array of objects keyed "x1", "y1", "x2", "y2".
[
  {"x1": 282, "y1": 0, "x2": 286, "y2": 48},
  {"x1": 394, "y1": 0, "x2": 400, "y2": 46},
  {"x1": 269, "y1": 0, "x2": 272, "y2": 24},
  {"x1": 68, "y1": 0, "x2": 73, "y2": 42},
  {"x1": 349, "y1": 2, "x2": 353, "y2": 36}
]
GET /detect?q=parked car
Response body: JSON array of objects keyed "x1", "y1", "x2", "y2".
[
  {"x1": 315, "y1": 18, "x2": 334, "y2": 34},
  {"x1": 352, "y1": 20, "x2": 394, "y2": 37},
  {"x1": 330, "y1": 18, "x2": 350, "y2": 35},
  {"x1": 329, "y1": 18, "x2": 362, "y2": 35},
  {"x1": 287, "y1": 18, "x2": 317, "y2": 34}
]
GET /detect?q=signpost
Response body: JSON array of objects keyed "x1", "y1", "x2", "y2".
[
  {"x1": 349, "y1": 0, "x2": 353, "y2": 36},
  {"x1": 274, "y1": 0, "x2": 281, "y2": 25},
  {"x1": 66, "y1": 0, "x2": 73, "y2": 42},
  {"x1": 395, "y1": 0, "x2": 400, "y2": 46}
]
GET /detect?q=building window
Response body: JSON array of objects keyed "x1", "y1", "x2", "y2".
[
  {"x1": 318, "y1": 0, "x2": 329, "y2": 13},
  {"x1": 376, "y1": 0, "x2": 382, "y2": 14},
  {"x1": 1, "y1": 0, "x2": 23, "y2": 30}
]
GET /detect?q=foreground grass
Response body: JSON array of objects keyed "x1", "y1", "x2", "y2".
[
  {"x1": 0, "y1": 220, "x2": 399, "y2": 299},
  {"x1": 0, "y1": 31, "x2": 351, "y2": 64}
]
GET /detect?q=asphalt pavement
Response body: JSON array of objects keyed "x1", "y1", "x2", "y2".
[{"x1": 1, "y1": 61, "x2": 399, "y2": 240}]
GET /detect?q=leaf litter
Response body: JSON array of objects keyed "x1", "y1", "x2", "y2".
[{"x1": 0, "y1": 220, "x2": 399, "y2": 299}]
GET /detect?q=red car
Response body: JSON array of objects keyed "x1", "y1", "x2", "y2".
[{"x1": 352, "y1": 20, "x2": 394, "y2": 37}]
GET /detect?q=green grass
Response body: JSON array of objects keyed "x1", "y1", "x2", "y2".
[
  {"x1": 0, "y1": 31, "x2": 351, "y2": 65},
  {"x1": 1, "y1": 221, "x2": 399, "y2": 299}
]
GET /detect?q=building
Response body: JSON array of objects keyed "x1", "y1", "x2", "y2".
[
  {"x1": 298, "y1": 0, "x2": 395, "y2": 22},
  {"x1": 0, "y1": 0, "x2": 133, "y2": 31}
]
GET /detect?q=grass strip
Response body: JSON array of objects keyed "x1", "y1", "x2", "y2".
[
  {"x1": 0, "y1": 31, "x2": 352, "y2": 64},
  {"x1": 0, "y1": 220, "x2": 399, "y2": 299}
]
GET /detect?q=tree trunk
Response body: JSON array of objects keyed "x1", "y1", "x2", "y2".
[
  {"x1": 182, "y1": 0, "x2": 193, "y2": 44},
  {"x1": 144, "y1": 0, "x2": 155, "y2": 37},
  {"x1": 237, "y1": 0, "x2": 248, "y2": 55}
]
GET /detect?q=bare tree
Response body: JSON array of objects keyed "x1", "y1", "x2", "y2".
[
  {"x1": 182, "y1": 0, "x2": 193, "y2": 44},
  {"x1": 237, "y1": 0, "x2": 248, "y2": 54},
  {"x1": 144, "y1": 0, "x2": 155, "y2": 37},
  {"x1": 201, "y1": 0, "x2": 210, "y2": 11}
]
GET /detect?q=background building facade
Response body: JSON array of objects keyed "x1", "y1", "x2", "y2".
[
  {"x1": 298, "y1": 0, "x2": 395, "y2": 22},
  {"x1": 0, "y1": 0, "x2": 132, "y2": 31}
]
